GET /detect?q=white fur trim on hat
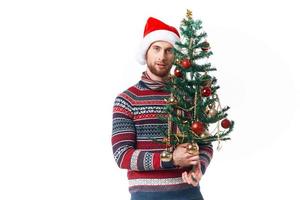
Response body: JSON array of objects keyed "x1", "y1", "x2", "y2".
[{"x1": 136, "y1": 30, "x2": 180, "y2": 65}]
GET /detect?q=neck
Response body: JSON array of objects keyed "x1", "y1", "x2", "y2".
[{"x1": 146, "y1": 68, "x2": 169, "y2": 82}]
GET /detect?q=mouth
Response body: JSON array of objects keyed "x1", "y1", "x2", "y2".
[{"x1": 156, "y1": 63, "x2": 167, "y2": 68}]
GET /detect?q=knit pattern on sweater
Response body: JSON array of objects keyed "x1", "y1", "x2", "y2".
[{"x1": 112, "y1": 78, "x2": 213, "y2": 193}]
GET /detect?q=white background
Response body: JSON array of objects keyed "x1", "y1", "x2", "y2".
[{"x1": 1, "y1": 0, "x2": 299, "y2": 199}]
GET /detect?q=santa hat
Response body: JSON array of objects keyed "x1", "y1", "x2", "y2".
[{"x1": 136, "y1": 17, "x2": 180, "y2": 65}]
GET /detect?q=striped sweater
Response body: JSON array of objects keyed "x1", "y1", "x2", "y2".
[{"x1": 112, "y1": 72, "x2": 213, "y2": 196}]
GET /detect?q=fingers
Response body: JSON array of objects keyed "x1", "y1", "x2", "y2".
[
  {"x1": 184, "y1": 172, "x2": 193, "y2": 185},
  {"x1": 191, "y1": 172, "x2": 197, "y2": 182},
  {"x1": 182, "y1": 156, "x2": 199, "y2": 166},
  {"x1": 184, "y1": 153, "x2": 199, "y2": 159},
  {"x1": 182, "y1": 163, "x2": 202, "y2": 186},
  {"x1": 191, "y1": 173, "x2": 199, "y2": 187},
  {"x1": 182, "y1": 171, "x2": 199, "y2": 187},
  {"x1": 182, "y1": 171, "x2": 187, "y2": 183},
  {"x1": 187, "y1": 156, "x2": 200, "y2": 166},
  {"x1": 187, "y1": 155, "x2": 200, "y2": 161},
  {"x1": 182, "y1": 171, "x2": 192, "y2": 185},
  {"x1": 173, "y1": 145, "x2": 200, "y2": 167},
  {"x1": 188, "y1": 160, "x2": 199, "y2": 166}
]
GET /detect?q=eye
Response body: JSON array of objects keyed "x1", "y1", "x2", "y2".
[
  {"x1": 166, "y1": 48, "x2": 173, "y2": 54},
  {"x1": 153, "y1": 46, "x2": 160, "y2": 51}
]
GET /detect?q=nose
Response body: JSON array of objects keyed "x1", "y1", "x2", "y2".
[{"x1": 158, "y1": 51, "x2": 167, "y2": 61}]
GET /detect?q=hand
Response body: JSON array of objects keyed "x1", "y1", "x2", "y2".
[
  {"x1": 173, "y1": 143, "x2": 200, "y2": 167},
  {"x1": 182, "y1": 163, "x2": 202, "y2": 187}
]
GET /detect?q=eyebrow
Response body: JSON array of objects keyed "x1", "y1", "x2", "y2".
[
  {"x1": 152, "y1": 45, "x2": 161, "y2": 48},
  {"x1": 151, "y1": 45, "x2": 173, "y2": 50}
]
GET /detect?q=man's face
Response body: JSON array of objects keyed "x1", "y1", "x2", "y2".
[{"x1": 145, "y1": 41, "x2": 174, "y2": 78}]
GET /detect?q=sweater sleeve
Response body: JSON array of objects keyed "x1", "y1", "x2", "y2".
[
  {"x1": 112, "y1": 96, "x2": 176, "y2": 171},
  {"x1": 199, "y1": 143, "x2": 213, "y2": 174}
]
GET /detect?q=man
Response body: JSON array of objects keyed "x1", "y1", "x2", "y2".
[{"x1": 112, "y1": 17, "x2": 213, "y2": 200}]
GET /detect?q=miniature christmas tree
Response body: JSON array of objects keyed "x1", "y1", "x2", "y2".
[{"x1": 160, "y1": 10, "x2": 234, "y2": 161}]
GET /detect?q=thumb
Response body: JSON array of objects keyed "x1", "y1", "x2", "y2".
[{"x1": 194, "y1": 163, "x2": 201, "y2": 173}]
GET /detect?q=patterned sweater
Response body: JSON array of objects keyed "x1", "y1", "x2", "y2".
[{"x1": 112, "y1": 73, "x2": 213, "y2": 195}]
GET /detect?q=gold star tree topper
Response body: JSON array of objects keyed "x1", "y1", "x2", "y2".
[{"x1": 186, "y1": 9, "x2": 193, "y2": 19}]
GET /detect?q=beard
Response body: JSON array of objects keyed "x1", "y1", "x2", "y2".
[{"x1": 147, "y1": 62, "x2": 172, "y2": 78}]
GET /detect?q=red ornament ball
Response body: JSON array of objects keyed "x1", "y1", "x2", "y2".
[
  {"x1": 181, "y1": 59, "x2": 191, "y2": 69},
  {"x1": 191, "y1": 121, "x2": 205, "y2": 135},
  {"x1": 201, "y1": 87, "x2": 212, "y2": 97},
  {"x1": 221, "y1": 119, "x2": 231, "y2": 129},
  {"x1": 174, "y1": 68, "x2": 183, "y2": 77}
]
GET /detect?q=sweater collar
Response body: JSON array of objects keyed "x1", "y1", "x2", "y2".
[{"x1": 141, "y1": 71, "x2": 168, "y2": 91}]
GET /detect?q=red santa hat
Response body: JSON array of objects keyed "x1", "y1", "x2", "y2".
[{"x1": 136, "y1": 17, "x2": 180, "y2": 65}]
